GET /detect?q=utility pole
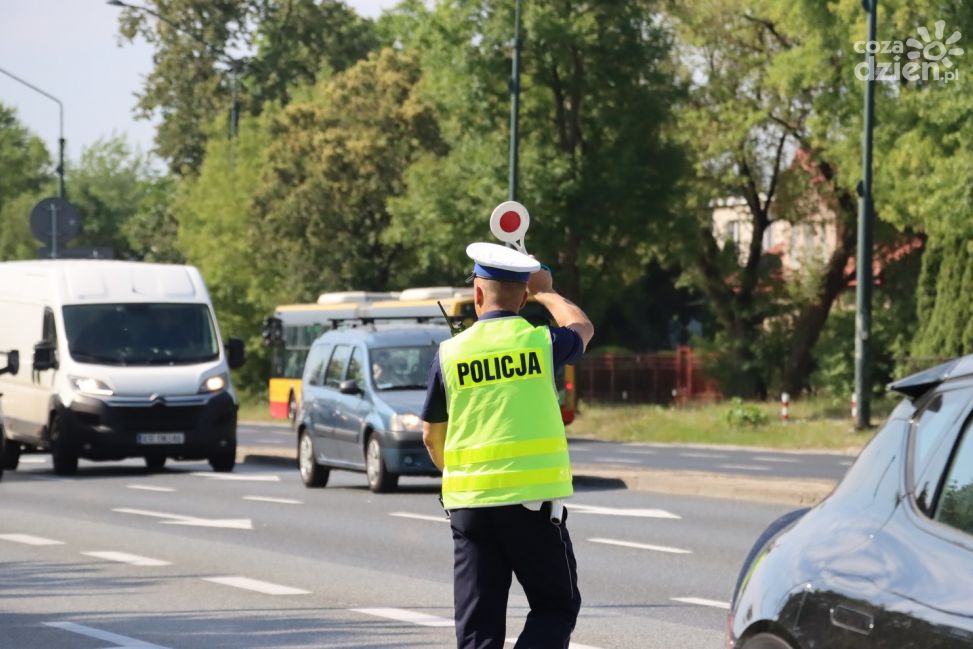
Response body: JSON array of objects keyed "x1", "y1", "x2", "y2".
[
  {"x1": 0, "y1": 66, "x2": 65, "y2": 197},
  {"x1": 508, "y1": 0, "x2": 523, "y2": 202},
  {"x1": 855, "y1": 0, "x2": 877, "y2": 429}
]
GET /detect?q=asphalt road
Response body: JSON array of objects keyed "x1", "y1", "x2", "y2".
[
  {"x1": 238, "y1": 422, "x2": 855, "y2": 481},
  {"x1": 0, "y1": 454, "x2": 794, "y2": 649}
]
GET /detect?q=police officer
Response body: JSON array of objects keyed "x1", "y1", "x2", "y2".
[{"x1": 422, "y1": 242, "x2": 594, "y2": 649}]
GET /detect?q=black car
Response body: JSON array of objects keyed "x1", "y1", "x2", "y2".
[{"x1": 728, "y1": 357, "x2": 973, "y2": 649}]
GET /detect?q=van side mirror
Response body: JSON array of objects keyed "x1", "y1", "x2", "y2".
[
  {"x1": 226, "y1": 337, "x2": 246, "y2": 370},
  {"x1": 339, "y1": 379, "x2": 362, "y2": 396},
  {"x1": 0, "y1": 350, "x2": 19, "y2": 376},
  {"x1": 33, "y1": 342, "x2": 56, "y2": 372}
]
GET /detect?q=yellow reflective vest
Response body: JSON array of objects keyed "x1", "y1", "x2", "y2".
[{"x1": 438, "y1": 316, "x2": 573, "y2": 509}]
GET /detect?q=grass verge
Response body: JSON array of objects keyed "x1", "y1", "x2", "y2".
[{"x1": 568, "y1": 396, "x2": 899, "y2": 451}]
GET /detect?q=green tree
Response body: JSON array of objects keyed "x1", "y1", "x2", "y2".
[
  {"x1": 385, "y1": 0, "x2": 684, "y2": 314},
  {"x1": 0, "y1": 103, "x2": 53, "y2": 260},
  {"x1": 116, "y1": 0, "x2": 376, "y2": 175},
  {"x1": 250, "y1": 48, "x2": 446, "y2": 301},
  {"x1": 174, "y1": 112, "x2": 274, "y2": 391}
]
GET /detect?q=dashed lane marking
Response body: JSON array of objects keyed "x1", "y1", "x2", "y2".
[
  {"x1": 505, "y1": 640, "x2": 605, "y2": 649},
  {"x1": 0, "y1": 534, "x2": 64, "y2": 546},
  {"x1": 838, "y1": 460, "x2": 853, "y2": 467},
  {"x1": 679, "y1": 452, "x2": 728, "y2": 459},
  {"x1": 752, "y1": 456, "x2": 799, "y2": 464},
  {"x1": 390, "y1": 512, "x2": 449, "y2": 524},
  {"x1": 351, "y1": 608, "x2": 454, "y2": 627},
  {"x1": 670, "y1": 596, "x2": 731, "y2": 610},
  {"x1": 126, "y1": 485, "x2": 176, "y2": 493},
  {"x1": 242, "y1": 496, "x2": 303, "y2": 505},
  {"x1": 191, "y1": 472, "x2": 281, "y2": 482},
  {"x1": 44, "y1": 621, "x2": 171, "y2": 648},
  {"x1": 113, "y1": 508, "x2": 253, "y2": 530},
  {"x1": 569, "y1": 504, "x2": 681, "y2": 519},
  {"x1": 589, "y1": 537, "x2": 692, "y2": 555},
  {"x1": 718, "y1": 464, "x2": 770, "y2": 472},
  {"x1": 591, "y1": 457, "x2": 642, "y2": 465},
  {"x1": 82, "y1": 551, "x2": 171, "y2": 567},
  {"x1": 618, "y1": 448, "x2": 657, "y2": 455},
  {"x1": 204, "y1": 576, "x2": 310, "y2": 595}
]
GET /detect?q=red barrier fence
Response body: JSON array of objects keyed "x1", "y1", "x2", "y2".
[{"x1": 576, "y1": 346, "x2": 721, "y2": 404}]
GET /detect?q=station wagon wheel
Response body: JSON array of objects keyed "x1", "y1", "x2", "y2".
[
  {"x1": 298, "y1": 429, "x2": 328, "y2": 488},
  {"x1": 366, "y1": 434, "x2": 398, "y2": 493},
  {"x1": 741, "y1": 633, "x2": 795, "y2": 649}
]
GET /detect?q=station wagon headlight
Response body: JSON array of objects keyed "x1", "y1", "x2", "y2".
[
  {"x1": 390, "y1": 413, "x2": 423, "y2": 433},
  {"x1": 69, "y1": 376, "x2": 114, "y2": 397},
  {"x1": 199, "y1": 373, "x2": 227, "y2": 393}
]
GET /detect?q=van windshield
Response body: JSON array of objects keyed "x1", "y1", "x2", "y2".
[
  {"x1": 63, "y1": 303, "x2": 219, "y2": 366},
  {"x1": 371, "y1": 346, "x2": 438, "y2": 391}
]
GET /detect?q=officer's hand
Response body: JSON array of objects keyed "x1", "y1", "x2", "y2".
[{"x1": 527, "y1": 263, "x2": 553, "y2": 296}]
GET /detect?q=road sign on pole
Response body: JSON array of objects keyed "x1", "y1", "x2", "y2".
[{"x1": 29, "y1": 197, "x2": 81, "y2": 258}]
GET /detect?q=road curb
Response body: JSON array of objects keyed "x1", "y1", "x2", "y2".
[{"x1": 237, "y1": 446, "x2": 834, "y2": 507}]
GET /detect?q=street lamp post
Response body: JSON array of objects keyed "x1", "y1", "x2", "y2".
[
  {"x1": 508, "y1": 0, "x2": 522, "y2": 202},
  {"x1": 0, "y1": 66, "x2": 66, "y2": 197},
  {"x1": 107, "y1": 0, "x2": 241, "y2": 138},
  {"x1": 854, "y1": 0, "x2": 877, "y2": 430}
]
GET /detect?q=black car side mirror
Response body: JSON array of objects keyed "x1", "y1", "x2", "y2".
[
  {"x1": 226, "y1": 337, "x2": 246, "y2": 370},
  {"x1": 339, "y1": 379, "x2": 362, "y2": 396},
  {"x1": 0, "y1": 350, "x2": 19, "y2": 376},
  {"x1": 32, "y1": 342, "x2": 56, "y2": 372}
]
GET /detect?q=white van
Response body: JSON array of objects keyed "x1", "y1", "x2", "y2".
[{"x1": 0, "y1": 260, "x2": 245, "y2": 475}]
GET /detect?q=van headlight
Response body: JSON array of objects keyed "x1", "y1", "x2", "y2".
[
  {"x1": 390, "y1": 413, "x2": 422, "y2": 433},
  {"x1": 69, "y1": 376, "x2": 114, "y2": 397},
  {"x1": 199, "y1": 373, "x2": 227, "y2": 394}
]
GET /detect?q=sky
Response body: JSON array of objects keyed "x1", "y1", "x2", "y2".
[{"x1": 0, "y1": 0, "x2": 399, "y2": 166}]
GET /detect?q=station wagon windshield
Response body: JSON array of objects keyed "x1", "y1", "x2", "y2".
[
  {"x1": 371, "y1": 346, "x2": 438, "y2": 391},
  {"x1": 63, "y1": 303, "x2": 219, "y2": 366}
]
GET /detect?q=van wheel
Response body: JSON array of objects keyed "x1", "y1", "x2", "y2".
[
  {"x1": 740, "y1": 633, "x2": 795, "y2": 649},
  {"x1": 50, "y1": 416, "x2": 78, "y2": 476},
  {"x1": 298, "y1": 429, "x2": 329, "y2": 487},
  {"x1": 145, "y1": 455, "x2": 167, "y2": 472},
  {"x1": 208, "y1": 439, "x2": 236, "y2": 472},
  {"x1": 1, "y1": 435, "x2": 20, "y2": 470},
  {"x1": 366, "y1": 434, "x2": 398, "y2": 493}
]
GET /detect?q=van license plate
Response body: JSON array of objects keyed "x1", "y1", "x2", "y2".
[{"x1": 138, "y1": 433, "x2": 185, "y2": 445}]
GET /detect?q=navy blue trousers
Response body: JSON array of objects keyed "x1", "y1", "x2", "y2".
[{"x1": 450, "y1": 504, "x2": 581, "y2": 649}]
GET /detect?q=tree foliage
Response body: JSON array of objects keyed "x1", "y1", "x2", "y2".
[
  {"x1": 0, "y1": 103, "x2": 52, "y2": 260},
  {"x1": 250, "y1": 48, "x2": 446, "y2": 302}
]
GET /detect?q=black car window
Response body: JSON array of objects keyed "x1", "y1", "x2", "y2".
[
  {"x1": 304, "y1": 345, "x2": 330, "y2": 387},
  {"x1": 325, "y1": 345, "x2": 351, "y2": 388},
  {"x1": 910, "y1": 389, "x2": 971, "y2": 507},
  {"x1": 346, "y1": 347, "x2": 365, "y2": 386},
  {"x1": 935, "y1": 419, "x2": 973, "y2": 537}
]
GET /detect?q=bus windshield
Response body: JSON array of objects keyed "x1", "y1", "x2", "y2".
[
  {"x1": 371, "y1": 346, "x2": 438, "y2": 391},
  {"x1": 63, "y1": 303, "x2": 219, "y2": 366}
]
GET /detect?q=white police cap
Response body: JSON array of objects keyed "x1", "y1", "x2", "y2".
[{"x1": 466, "y1": 242, "x2": 541, "y2": 282}]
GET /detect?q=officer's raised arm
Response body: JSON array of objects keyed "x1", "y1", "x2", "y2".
[{"x1": 527, "y1": 265, "x2": 594, "y2": 350}]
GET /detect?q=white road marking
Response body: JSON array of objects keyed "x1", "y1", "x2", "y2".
[
  {"x1": 126, "y1": 485, "x2": 176, "y2": 493},
  {"x1": 83, "y1": 551, "x2": 171, "y2": 567},
  {"x1": 113, "y1": 508, "x2": 253, "y2": 530},
  {"x1": 19, "y1": 456, "x2": 47, "y2": 464},
  {"x1": 752, "y1": 456, "x2": 800, "y2": 464},
  {"x1": 390, "y1": 512, "x2": 449, "y2": 524},
  {"x1": 242, "y1": 496, "x2": 303, "y2": 505},
  {"x1": 569, "y1": 504, "x2": 681, "y2": 519},
  {"x1": 191, "y1": 472, "x2": 280, "y2": 482},
  {"x1": 255, "y1": 437, "x2": 288, "y2": 444},
  {"x1": 838, "y1": 460, "x2": 853, "y2": 466},
  {"x1": 680, "y1": 452, "x2": 728, "y2": 459},
  {"x1": 0, "y1": 533, "x2": 64, "y2": 546},
  {"x1": 204, "y1": 576, "x2": 309, "y2": 595},
  {"x1": 589, "y1": 537, "x2": 691, "y2": 554},
  {"x1": 671, "y1": 596, "x2": 731, "y2": 610},
  {"x1": 505, "y1": 640, "x2": 604, "y2": 649},
  {"x1": 44, "y1": 621, "x2": 171, "y2": 648},
  {"x1": 351, "y1": 608, "x2": 454, "y2": 627},
  {"x1": 618, "y1": 448, "x2": 656, "y2": 455},
  {"x1": 592, "y1": 456, "x2": 642, "y2": 465},
  {"x1": 567, "y1": 446, "x2": 592, "y2": 452},
  {"x1": 718, "y1": 464, "x2": 770, "y2": 472}
]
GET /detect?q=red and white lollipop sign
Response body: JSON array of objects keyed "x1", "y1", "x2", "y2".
[{"x1": 490, "y1": 201, "x2": 531, "y2": 254}]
